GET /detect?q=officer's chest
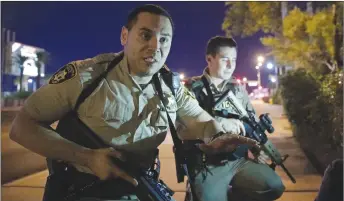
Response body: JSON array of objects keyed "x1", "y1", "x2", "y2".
[
  {"x1": 78, "y1": 73, "x2": 177, "y2": 143},
  {"x1": 208, "y1": 83, "x2": 245, "y2": 113}
]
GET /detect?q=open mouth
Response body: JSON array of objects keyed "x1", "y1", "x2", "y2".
[{"x1": 144, "y1": 57, "x2": 157, "y2": 64}]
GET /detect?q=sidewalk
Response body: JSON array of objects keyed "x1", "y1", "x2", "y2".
[
  {"x1": 1, "y1": 143, "x2": 321, "y2": 201},
  {"x1": 1, "y1": 106, "x2": 22, "y2": 112},
  {"x1": 2, "y1": 144, "x2": 187, "y2": 201}
]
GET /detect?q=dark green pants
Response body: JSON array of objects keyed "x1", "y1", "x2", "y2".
[{"x1": 189, "y1": 157, "x2": 285, "y2": 201}]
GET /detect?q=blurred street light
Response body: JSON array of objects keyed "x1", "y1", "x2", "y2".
[
  {"x1": 243, "y1": 77, "x2": 247, "y2": 82},
  {"x1": 267, "y1": 63, "x2": 273, "y2": 69},
  {"x1": 270, "y1": 77, "x2": 276, "y2": 83},
  {"x1": 28, "y1": 79, "x2": 33, "y2": 83},
  {"x1": 257, "y1": 56, "x2": 265, "y2": 63},
  {"x1": 237, "y1": 79, "x2": 241, "y2": 84},
  {"x1": 256, "y1": 56, "x2": 265, "y2": 87},
  {"x1": 179, "y1": 73, "x2": 185, "y2": 80}
]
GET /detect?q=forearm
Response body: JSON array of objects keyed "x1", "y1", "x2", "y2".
[
  {"x1": 9, "y1": 109, "x2": 92, "y2": 167},
  {"x1": 178, "y1": 111, "x2": 224, "y2": 143}
]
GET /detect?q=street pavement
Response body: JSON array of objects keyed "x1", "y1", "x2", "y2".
[{"x1": 1, "y1": 100, "x2": 322, "y2": 201}]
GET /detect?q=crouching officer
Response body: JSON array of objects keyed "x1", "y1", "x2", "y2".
[
  {"x1": 9, "y1": 5, "x2": 260, "y2": 201},
  {"x1": 179, "y1": 36, "x2": 285, "y2": 201}
]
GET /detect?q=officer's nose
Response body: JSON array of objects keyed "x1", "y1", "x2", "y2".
[
  {"x1": 148, "y1": 36, "x2": 160, "y2": 52},
  {"x1": 227, "y1": 60, "x2": 232, "y2": 68}
]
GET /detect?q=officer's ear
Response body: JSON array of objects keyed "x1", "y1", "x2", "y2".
[
  {"x1": 121, "y1": 26, "x2": 129, "y2": 46},
  {"x1": 206, "y1": 55, "x2": 212, "y2": 65}
]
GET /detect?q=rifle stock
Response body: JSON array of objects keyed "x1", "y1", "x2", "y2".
[{"x1": 52, "y1": 111, "x2": 176, "y2": 201}]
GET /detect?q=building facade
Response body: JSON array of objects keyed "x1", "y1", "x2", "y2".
[{"x1": 2, "y1": 28, "x2": 48, "y2": 93}]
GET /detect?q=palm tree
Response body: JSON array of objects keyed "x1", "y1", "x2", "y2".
[
  {"x1": 13, "y1": 54, "x2": 28, "y2": 92},
  {"x1": 35, "y1": 51, "x2": 50, "y2": 89}
]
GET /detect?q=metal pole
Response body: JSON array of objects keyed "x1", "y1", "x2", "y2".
[
  {"x1": 274, "y1": 65, "x2": 278, "y2": 91},
  {"x1": 257, "y1": 69, "x2": 261, "y2": 87},
  {"x1": 6, "y1": 29, "x2": 10, "y2": 43}
]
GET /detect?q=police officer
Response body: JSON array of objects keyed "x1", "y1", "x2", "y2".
[
  {"x1": 179, "y1": 36, "x2": 285, "y2": 201},
  {"x1": 9, "y1": 5, "x2": 259, "y2": 201}
]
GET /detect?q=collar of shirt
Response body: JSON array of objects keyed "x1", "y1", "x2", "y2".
[
  {"x1": 117, "y1": 54, "x2": 155, "y2": 92},
  {"x1": 202, "y1": 67, "x2": 237, "y2": 94}
]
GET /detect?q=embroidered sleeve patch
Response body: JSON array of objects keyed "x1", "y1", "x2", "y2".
[
  {"x1": 49, "y1": 64, "x2": 77, "y2": 84},
  {"x1": 183, "y1": 86, "x2": 196, "y2": 99}
]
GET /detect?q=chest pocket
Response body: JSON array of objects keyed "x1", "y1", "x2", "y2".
[{"x1": 102, "y1": 98, "x2": 131, "y2": 126}]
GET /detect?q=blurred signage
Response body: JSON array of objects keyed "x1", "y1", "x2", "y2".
[
  {"x1": 3, "y1": 42, "x2": 46, "y2": 77},
  {"x1": 247, "y1": 80, "x2": 258, "y2": 87}
]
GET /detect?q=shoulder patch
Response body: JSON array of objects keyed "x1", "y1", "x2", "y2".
[
  {"x1": 49, "y1": 64, "x2": 77, "y2": 84},
  {"x1": 183, "y1": 85, "x2": 196, "y2": 99}
]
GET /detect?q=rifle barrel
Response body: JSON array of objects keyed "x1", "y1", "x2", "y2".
[{"x1": 280, "y1": 163, "x2": 297, "y2": 183}]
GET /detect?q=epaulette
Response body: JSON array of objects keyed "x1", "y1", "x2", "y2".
[
  {"x1": 73, "y1": 52, "x2": 119, "y2": 69},
  {"x1": 187, "y1": 76, "x2": 204, "y2": 90},
  {"x1": 228, "y1": 76, "x2": 245, "y2": 87},
  {"x1": 48, "y1": 52, "x2": 121, "y2": 85}
]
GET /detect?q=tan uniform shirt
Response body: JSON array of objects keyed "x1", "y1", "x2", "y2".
[
  {"x1": 178, "y1": 67, "x2": 256, "y2": 139},
  {"x1": 24, "y1": 53, "x2": 224, "y2": 172}
]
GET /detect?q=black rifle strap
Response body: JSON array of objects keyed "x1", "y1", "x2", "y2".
[
  {"x1": 201, "y1": 75, "x2": 215, "y2": 116},
  {"x1": 74, "y1": 52, "x2": 124, "y2": 112},
  {"x1": 152, "y1": 74, "x2": 199, "y2": 201},
  {"x1": 152, "y1": 74, "x2": 183, "y2": 151},
  {"x1": 200, "y1": 75, "x2": 234, "y2": 116}
]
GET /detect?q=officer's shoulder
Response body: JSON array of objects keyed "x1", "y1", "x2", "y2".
[
  {"x1": 74, "y1": 52, "x2": 118, "y2": 73},
  {"x1": 229, "y1": 76, "x2": 248, "y2": 93},
  {"x1": 49, "y1": 53, "x2": 119, "y2": 85},
  {"x1": 185, "y1": 76, "x2": 203, "y2": 89},
  {"x1": 228, "y1": 76, "x2": 243, "y2": 86}
]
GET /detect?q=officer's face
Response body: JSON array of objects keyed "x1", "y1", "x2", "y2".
[
  {"x1": 121, "y1": 12, "x2": 173, "y2": 77},
  {"x1": 207, "y1": 46, "x2": 237, "y2": 80}
]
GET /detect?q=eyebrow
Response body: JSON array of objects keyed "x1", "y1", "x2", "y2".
[{"x1": 139, "y1": 27, "x2": 172, "y2": 37}]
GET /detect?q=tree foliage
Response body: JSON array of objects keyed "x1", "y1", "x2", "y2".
[
  {"x1": 35, "y1": 50, "x2": 50, "y2": 89},
  {"x1": 13, "y1": 54, "x2": 28, "y2": 92},
  {"x1": 222, "y1": 2, "x2": 343, "y2": 73},
  {"x1": 222, "y1": 2, "x2": 282, "y2": 37},
  {"x1": 261, "y1": 7, "x2": 337, "y2": 72},
  {"x1": 280, "y1": 69, "x2": 343, "y2": 148}
]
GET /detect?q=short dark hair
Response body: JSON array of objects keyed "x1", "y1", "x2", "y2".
[
  {"x1": 125, "y1": 4, "x2": 174, "y2": 33},
  {"x1": 206, "y1": 36, "x2": 237, "y2": 57}
]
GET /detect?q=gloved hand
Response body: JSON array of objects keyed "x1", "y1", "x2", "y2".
[
  {"x1": 221, "y1": 118, "x2": 246, "y2": 136},
  {"x1": 198, "y1": 134, "x2": 260, "y2": 155}
]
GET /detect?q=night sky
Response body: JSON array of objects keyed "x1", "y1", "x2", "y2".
[{"x1": 2, "y1": 1, "x2": 272, "y2": 88}]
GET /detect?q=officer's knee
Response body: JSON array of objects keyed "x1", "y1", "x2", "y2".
[{"x1": 266, "y1": 179, "x2": 285, "y2": 200}]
